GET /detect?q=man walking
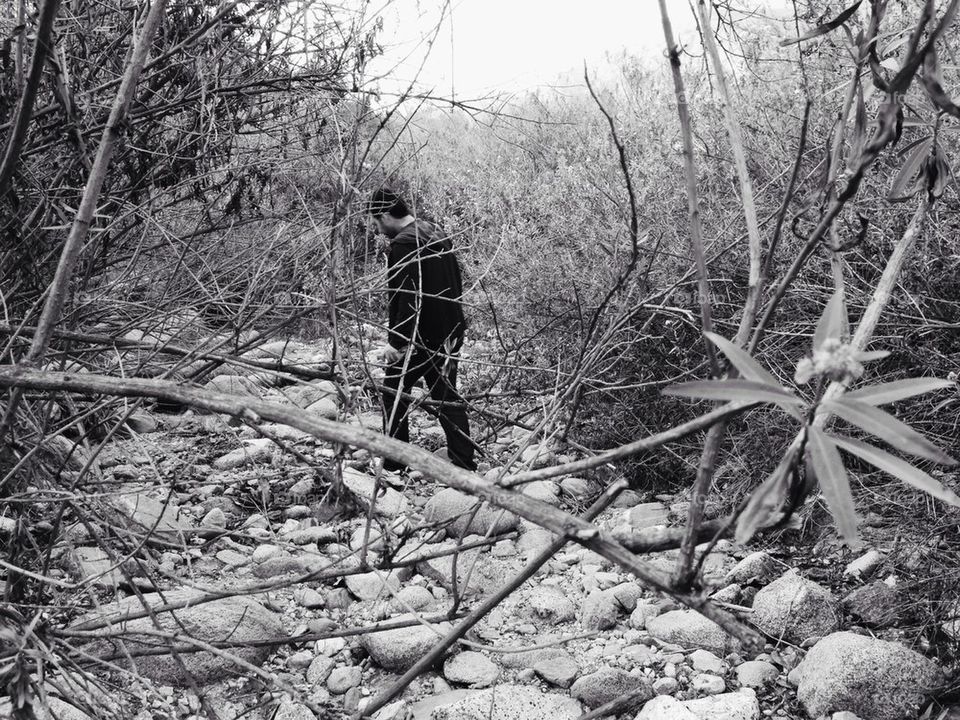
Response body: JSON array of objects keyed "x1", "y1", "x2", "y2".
[{"x1": 368, "y1": 188, "x2": 476, "y2": 472}]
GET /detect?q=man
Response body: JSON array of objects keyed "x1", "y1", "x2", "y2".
[{"x1": 367, "y1": 188, "x2": 476, "y2": 472}]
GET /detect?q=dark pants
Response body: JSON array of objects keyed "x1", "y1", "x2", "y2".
[{"x1": 382, "y1": 349, "x2": 476, "y2": 471}]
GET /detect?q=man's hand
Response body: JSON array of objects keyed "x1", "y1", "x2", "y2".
[{"x1": 378, "y1": 345, "x2": 404, "y2": 365}]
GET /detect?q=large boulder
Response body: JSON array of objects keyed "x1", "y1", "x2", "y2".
[
  {"x1": 635, "y1": 690, "x2": 759, "y2": 720},
  {"x1": 570, "y1": 667, "x2": 652, "y2": 710},
  {"x1": 791, "y1": 632, "x2": 945, "y2": 720},
  {"x1": 360, "y1": 614, "x2": 452, "y2": 672},
  {"x1": 646, "y1": 610, "x2": 734, "y2": 655},
  {"x1": 71, "y1": 589, "x2": 284, "y2": 685},
  {"x1": 424, "y1": 488, "x2": 519, "y2": 538},
  {"x1": 341, "y1": 468, "x2": 408, "y2": 518},
  {"x1": 428, "y1": 685, "x2": 581, "y2": 720},
  {"x1": 750, "y1": 569, "x2": 839, "y2": 643}
]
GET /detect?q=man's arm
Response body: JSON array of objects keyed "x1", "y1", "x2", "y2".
[{"x1": 388, "y1": 246, "x2": 421, "y2": 351}]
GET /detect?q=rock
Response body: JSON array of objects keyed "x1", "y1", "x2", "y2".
[
  {"x1": 750, "y1": 569, "x2": 839, "y2": 643},
  {"x1": 294, "y1": 587, "x2": 326, "y2": 609},
  {"x1": 212, "y1": 439, "x2": 274, "y2": 470},
  {"x1": 791, "y1": 631, "x2": 945, "y2": 720},
  {"x1": 570, "y1": 667, "x2": 652, "y2": 710},
  {"x1": 636, "y1": 696, "x2": 699, "y2": 719},
  {"x1": 646, "y1": 610, "x2": 733, "y2": 655},
  {"x1": 691, "y1": 673, "x2": 726, "y2": 694},
  {"x1": 630, "y1": 600, "x2": 661, "y2": 629},
  {"x1": 307, "y1": 396, "x2": 338, "y2": 419},
  {"x1": 345, "y1": 570, "x2": 402, "y2": 601},
  {"x1": 528, "y1": 587, "x2": 576, "y2": 625},
  {"x1": 62, "y1": 546, "x2": 125, "y2": 589},
  {"x1": 0, "y1": 516, "x2": 15, "y2": 535},
  {"x1": 831, "y1": 713, "x2": 863, "y2": 720},
  {"x1": 285, "y1": 526, "x2": 337, "y2": 545},
  {"x1": 287, "y1": 649, "x2": 313, "y2": 669},
  {"x1": 533, "y1": 652, "x2": 579, "y2": 688},
  {"x1": 392, "y1": 585, "x2": 434, "y2": 612},
  {"x1": 0, "y1": 696, "x2": 97, "y2": 720},
  {"x1": 443, "y1": 651, "x2": 500, "y2": 687},
  {"x1": 341, "y1": 468, "x2": 408, "y2": 518},
  {"x1": 683, "y1": 689, "x2": 760, "y2": 719},
  {"x1": 424, "y1": 487, "x2": 518, "y2": 538},
  {"x1": 844, "y1": 549, "x2": 883, "y2": 578},
  {"x1": 281, "y1": 381, "x2": 338, "y2": 409},
  {"x1": 216, "y1": 549, "x2": 249, "y2": 567},
  {"x1": 734, "y1": 660, "x2": 779, "y2": 688},
  {"x1": 516, "y1": 524, "x2": 555, "y2": 558},
  {"x1": 724, "y1": 551, "x2": 779, "y2": 586},
  {"x1": 125, "y1": 411, "x2": 158, "y2": 433},
  {"x1": 106, "y1": 490, "x2": 195, "y2": 544},
  {"x1": 651, "y1": 677, "x2": 678, "y2": 695},
  {"x1": 560, "y1": 477, "x2": 594, "y2": 499},
  {"x1": 521, "y1": 480, "x2": 560, "y2": 505},
  {"x1": 625, "y1": 502, "x2": 670, "y2": 529},
  {"x1": 72, "y1": 589, "x2": 283, "y2": 685},
  {"x1": 327, "y1": 665, "x2": 362, "y2": 694},
  {"x1": 843, "y1": 581, "x2": 901, "y2": 626},
  {"x1": 611, "y1": 582, "x2": 643, "y2": 611},
  {"x1": 360, "y1": 614, "x2": 452, "y2": 672},
  {"x1": 520, "y1": 444, "x2": 555, "y2": 468},
  {"x1": 205, "y1": 374, "x2": 261, "y2": 397},
  {"x1": 307, "y1": 656, "x2": 335, "y2": 685},
  {"x1": 689, "y1": 649, "x2": 724, "y2": 674},
  {"x1": 428, "y1": 685, "x2": 581, "y2": 720},
  {"x1": 712, "y1": 584, "x2": 742, "y2": 603},
  {"x1": 200, "y1": 507, "x2": 226, "y2": 531},
  {"x1": 273, "y1": 701, "x2": 315, "y2": 720},
  {"x1": 580, "y1": 590, "x2": 621, "y2": 631}
]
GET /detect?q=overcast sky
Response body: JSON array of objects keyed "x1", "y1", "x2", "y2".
[{"x1": 364, "y1": 1, "x2": 704, "y2": 99}]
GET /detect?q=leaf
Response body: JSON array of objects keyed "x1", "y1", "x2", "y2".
[
  {"x1": 704, "y1": 332, "x2": 781, "y2": 386},
  {"x1": 824, "y1": 398, "x2": 957, "y2": 465},
  {"x1": 813, "y1": 287, "x2": 848, "y2": 351},
  {"x1": 845, "y1": 377, "x2": 954, "y2": 405},
  {"x1": 854, "y1": 350, "x2": 890, "y2": 362},
  {"x1": 663, "y1": 379, "x2": 805, "y2": 407},
  {"x1": 736, "y1": 446, "x2": 798, "y2": 544},
  {"x1": 831, "y1": 433, "x2": 960, "y2": 506},
  {"x1": 847, "y1": 81, "x2": 868, "y2": 165},
  {"x1": 781, "y1": 0, "x2": 863, "y2": 46},
  {"x1": 922, "y1": 46, "x2": 960, "y2": 120},
  {"x1": 807, "y1": 426, "x2": 860, "y2": 544},
  {"x1": 887, "y1": 137, "x2": 933, "y2": 201}
]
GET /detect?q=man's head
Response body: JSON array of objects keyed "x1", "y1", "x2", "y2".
[{"x1": 368, "y1": 187, "x2": 414, "y2": 238}]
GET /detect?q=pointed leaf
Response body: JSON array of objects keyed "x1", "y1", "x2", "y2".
[
  {"x1": 831, "y1": 433, "x2": 960, "y2": 506},
  {"x1": 663, "y1": 379, "x2": 805, "y2": 416},
  {"x1": 704, "y1": 332, "x2": 781, "y2": 386},
  {"x1": 922, "y1": 47, "x2": 960, "y2": 120},
  {"x1": 781, "y1": 0, "x2": 863, "y2": 46},
  {"x1": 736, "y1": 446, "x2": 798, "y2": 544},
  {"x1": 813, "y1": 287, "x2": 849, "y2": 351},
  {"x1": 854, "y1": 350, "x2": 890, "y2": 362},
  {"x1": 845, "y1": 377, "x2": 954, "y2": 405},
  {"x1": 824, "y1": 398, "x2": 957, "y2": 465},
  {"x1": 807, "y1": 426, "x2": 860, "y2": 544},
  {"x1": 887, "y1": 137, "x2": 933, "y2": 202},
  {"x1": 847, "y1": 80, "x2": 868, "y2": 165}
]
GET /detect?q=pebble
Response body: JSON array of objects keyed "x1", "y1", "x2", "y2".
[
  {"x1": 306, "y1": 656, "x2": 335, "y2": 685},
  {"x1": 442, "y1": 651, "x2": 500, "y2": 687},
  {"x1": 326, "y1": 666, "x2": 362, "y2": 694},
  {"x1": 691, "y1": 673, "x2": 726, "y2": 694}
]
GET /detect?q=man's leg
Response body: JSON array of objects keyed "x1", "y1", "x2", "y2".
[
  {"x1": 382, "y1": 352, "x2": 431, "y2": 471},
  {"x1": 424, "y1": 353, "x2": 476, "y2": 471}
]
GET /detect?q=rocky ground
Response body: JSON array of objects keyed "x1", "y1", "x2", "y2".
[{"x1": 13, "y1": 340, "x2": 960, "y2": 720}]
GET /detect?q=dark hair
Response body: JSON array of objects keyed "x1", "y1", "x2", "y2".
[{"x1": 367, "y1": 187, "x2": 411, "y2": 218}]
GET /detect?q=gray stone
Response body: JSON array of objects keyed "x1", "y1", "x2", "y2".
[
  {"x1": 520, "y1": 444, "x2": 555, "y2": 468},
  {"x1": 560, "y1": 477, "x2": 594, "y2": 499},
  {"x1": 792, "y1": 631, "x2": 945, "y2": 720},
  {"x1": 294, "y1": 587, "x2": 326, "y2": 609},
  {"x1": 843, "y1": 581, "x2": 901, "y2": 626},
  {"x1": 342, "y1": 468, "x2": 408, "y2": 518},
  {"x1": 424, "y1": 487, "x2": 518, "y2": 538},
  {"x1": 62, "y1": 546, "x2": 125, "y2": 589},
  {"x1": 306, "y1": 656, "x2": 335, "y2": 685},
  {"x1": 625, "y1": 502, "x2": 670, "y2": 529},
  {"x1": 683, "y1": 689, "x2": 760, "y2": 719},
  {"x1": 327, "y1": 665, "x2": 362, "y2": 694},
  {"x1": 533, "y1": 652, "x2": 579, "y2": 688},
  {"x1": 521, "y1": 480, "x2": 560, "y2": 505},
  {"x1": 205, "y1": 374, "x2": 262, "y2": 397},
  {"x1": 125, "y1": 411, "x2": 158, "y2": 433},
  {"x1": 252, "y1": 556, "x2": 318, "y2": 579},
  {"x1": 735, "y1": 660, "x2": 779, "y2": 688},
  {"x1": 570, "y1": 667, "x2": 652, "y2": 710},
  {"x1": 106, "y1": 490, "x2": 195, "y2": 544},
  {"x1": 528, "y1": 587, "x2": 576, "y2": 625},
  {"x1": 580, "y1": 590, "x2": 621, "y2": 631},
  {"x1": 0, "y1": 696, "x2": 97, "y2": 720},
  {"x1": 345, "y1": 570, "x2": 402, "y2": 601},
  {"x1": 307, "y1": 396, "x2": 338, "y2": 419},
  {"x1": 443, "y1": 651, "x2": 500, "y2": 687},
  {"x1": 750, "y1": 570, "x2": 840, "y2": 644},
  {"x1": 636, "y1": 696, "x2": 699, "y2": 719},
  {"x1": 652, "y1": 677, "x2": 679, "y2": 695},
  {"x1": 689, "y1": 649, "x2": 724, "y2": 674},
  {"x1": 284, "y1": 526, "x2": 337, "y2": 545},
  {"x1": 360, "y1": 614, "x2": 452, "y2": 672},
  {"x1": 844, "y1": 549, "x2": 883, "y2": 578},
  {"x1": 428, "y1": 685, "x2": 581, "y2": 720},
  {"x1": 630, "y1": 600, "x2": 661, "y2": 629},
  {"x1": 647, "y1": 610, "x2": 733, "y2": 655},
  {"x1": 611, "y1": 582, "x2": 644, "y2": 611},
  {"x1": 72, "y1": 589, "x2": 283, "y2": 686},
  {"x1": 212, "y1": 440, "x2": 274, "y2": 470},
  {"x1": 724, "y1": 551, "x2": 780, "y2": 586},
  {"x1": 272, "y1": 701, "x2": 315, "y2": 720},
  {"x1": 691, "y1": 673, "x2": 726, "y2": 694}
]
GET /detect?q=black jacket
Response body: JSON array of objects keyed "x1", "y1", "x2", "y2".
[{"x1": 387, "y1": 220, "x2": 466, "y2": 351}]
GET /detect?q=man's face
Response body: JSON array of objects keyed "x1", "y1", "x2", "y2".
[{"x1": 373, "y1": 214, "x2": 397, "y2": 239}]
